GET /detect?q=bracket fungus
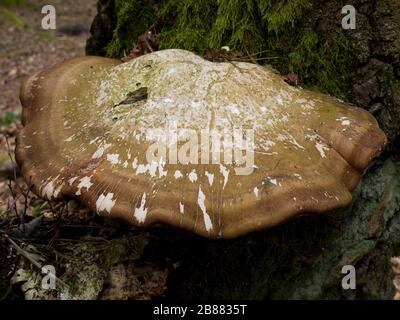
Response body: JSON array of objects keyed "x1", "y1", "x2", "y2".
[{"x1": 16, "y1": 49, "x2": 387, "y2": 238}]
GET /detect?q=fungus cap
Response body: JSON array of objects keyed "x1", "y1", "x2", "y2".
[{"x1": 16, "y1": 49, "x2": 387, "y2": 238}]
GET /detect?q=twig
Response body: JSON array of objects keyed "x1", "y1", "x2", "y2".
[
  {"x1": 5, "y1": 234, "x2": 69, "y2": 289},
  {"x1": 245, "y1": 48, "x2": 257, "y2": 64},
  {"x1": 232, "y1": 56, "x2": 279, "y2": 61},
  {"x1": 5, "y1": 235, "x2": 41, "y2": 268}
]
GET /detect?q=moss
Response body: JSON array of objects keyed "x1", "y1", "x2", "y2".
[
  {"x1": 105, "y1": 0, "x2": 309, "y2": 55},
  {"x1": 206, "y1": 0, "x2": 264, "y2": 53},
  {"x1": 0, "y1": 111, "x2": 20, "y2": 127},
  {"x1": 0, "y1": 0, "x2": 26, "y2": 5},
  {"x1": 259, "y1": 0, "x2": 313, "y2": 35},
  {"x1": 284, "y1": 30, "x2": 358, "y2": 98},
  {"x1": 100, "y1": 234, "x2": 149, "y2": 266},
  {"x1": 103, "y1": 0, "x2": 358, "y2": 98},
  {"x1": 158, "y1": 0, "x2": 218, "y2": 53},
  {"x1": 0, "y1": 7, "x2": 26, "y2": 28},
  {"x1": 105, "y1": 0, "x2": 159, "y2": 57}
]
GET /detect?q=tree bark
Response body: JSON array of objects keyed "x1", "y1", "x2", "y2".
[{"x1": 85, "y1": 0, "x2": 400, "y2": 299}]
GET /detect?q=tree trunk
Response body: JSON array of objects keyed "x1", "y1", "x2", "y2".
[{"x1": 85, "y1": 0, "x2": 400, "y2": 299}]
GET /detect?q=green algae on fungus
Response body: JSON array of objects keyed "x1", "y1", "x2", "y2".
[{"x1": 16, "y1": 49, "x2": 386, "y2": 238}]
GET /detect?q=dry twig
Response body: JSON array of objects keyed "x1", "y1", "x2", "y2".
[{"x1": 4, "y1": 233, "x2": 69, "y2": 289}]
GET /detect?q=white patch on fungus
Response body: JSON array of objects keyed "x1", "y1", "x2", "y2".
[
  {"x1": 315, "y1": 142, "x2": 329, "y2": 158},
  {"x1": 205, "y1": 171, "x2": 214, "y2": 186},
  {"x1": 149, "y1": 161, "x2": 158, "y2": 177},
  {"x1": 89, "y1": 137, "x2": 99, "y2": 145},
  {"x1": 254, "y1": 187, "x2": 259, "y2": 198},
  {"x1": 276, "y1": 134, "x2": 286, "y2": 141},
  {"x1": 96, "y1": 79, "x2": 111, "y2": 106},
  {"x1": 268, "y1": 177, "x2": 278, "y2": 186},
  {"x1": 134, "y1": 193, "x2": 148, "y2": 223},
  {"x1": 293, "y1": 173, "x2": 302, "y2": 180},
  {"x1": 42, "y1": 176, "x2": 60, "y2": 199},
  {"x1": 132, "y1": 157, "x2": 138, "y2": 169},
  {"x1": 136, "y1": 164, "x2": 147, "y2": 175},
  {"x1": 68, "y1": 177, "x2": 78, "y2": 185},
  {"x1": 96, "y1": 193, "x2": 116, "y2": 214},
  {"x1": 263, "y1": 140, "x2": 275, "y2": 149},
  {"x1": 92, "y1": 143, "x2": 111, "y2": 159},
  {"x1": 135, "y1": 161, "x2": 158, "y2": 177},
  {"x1": 336, "y1": 117, "x2": 351, "y2": 126},
  {"x1": 75, "y1": 176, "x2": 93, "y2": 195},
  {"x1": 219, "y1": 165, "x2": 229, "y2": 189},
  {"x1": 107, "y1": 153, "x2": 120, "y2": 165},
  {"x1": 158, "y1": 159, "x2": 168, "y2": 178},
  {"x1": 188, "y1": 170, "x2": 198, "y2": 183},
  {"x1": 197, "y1": 186, "x2": 213, "y2": 232},
  {"x1": 179, "y1": 201, "x2": 184, "y2": 214},
  {"x1": 174, "y1": 170, "x2": 183, "y2": 179},
  {"x1": 53, "y1": 185, "x2": 63, "y2": 198},
  {"x1": 64, "y1": 134, "x2": 75, "y2": 142},
  {"x1": 289, "y1": 137, "x2": 305, "y2": 150},
  {"x1": 296, "y1": 98, "x2": 308, "y2": 104}
]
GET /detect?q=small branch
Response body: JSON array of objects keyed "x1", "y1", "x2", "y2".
[
  {"x1": 5, "y1": 234, "x2": 69, "y2": 289},
  {"x1": 5, "y1": 234, "x2": 41, "y2": 269}
]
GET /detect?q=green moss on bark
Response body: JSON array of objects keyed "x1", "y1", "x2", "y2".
[
  {"x1": 102, "y1": 0, "x2": 358, "y2": 98},
  {"x1": 285, "y1": 30, "x2": 358, "y2": 98},
  {"x1": 105, "y1": 0, "x2": 160, "y2": 57}
]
